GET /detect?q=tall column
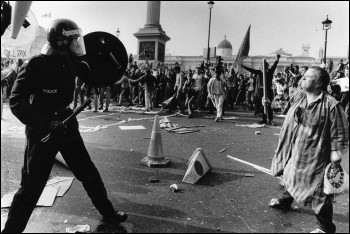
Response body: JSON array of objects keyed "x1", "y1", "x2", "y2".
[
  {"x1": 134, "y1": 1, "x2": 170, "y2": 63},
  {"x1": 145, "y1": 1, "x2": 161, "y2": 28}
]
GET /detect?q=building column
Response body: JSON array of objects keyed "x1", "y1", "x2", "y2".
[{"x1": 145, "y1": 1, "x2": 161, "y2": 28}]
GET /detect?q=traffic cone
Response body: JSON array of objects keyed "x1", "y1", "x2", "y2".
[
  {"x1": 182, "y1": 148, "x2": 212, "y2": 184},
  {"x1": 10, "y1": 1, "x2": 32, "y2": 39},
  {"x1": 141, "y1": 115, "x2": 171, "y2": 168}
]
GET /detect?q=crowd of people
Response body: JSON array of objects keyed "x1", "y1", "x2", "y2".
[
  {"x1": 63, "y1": 56, "x2": 349, "y2": 125},
  {"x1": 1, "y1": 15, "x2": 348, "y2": 233}
]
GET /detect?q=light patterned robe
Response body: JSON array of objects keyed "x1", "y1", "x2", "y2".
[{"x1": 271, "y1": 92, "x2": 349, "y2": 214}]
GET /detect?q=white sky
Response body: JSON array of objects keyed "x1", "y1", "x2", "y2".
[{"x1": 27, "y1": 1, "x2": 349, "y2": 58}]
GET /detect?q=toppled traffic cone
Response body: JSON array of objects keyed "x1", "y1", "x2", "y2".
[
  {"x1": 182, "y1": 148, "x2": 212, "y2": 184},
  {"x1": 141, "y1": 115, "x2": 171, "y2": 168}
]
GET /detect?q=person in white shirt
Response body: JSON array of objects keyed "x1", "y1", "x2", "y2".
[{"x1": 207, "y1": 68, "x2": 228, "y2": 122}]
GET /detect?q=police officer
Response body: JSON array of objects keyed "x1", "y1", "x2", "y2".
[{"x1": 2, "y1": 19, "x2": 127, "y2": 233}]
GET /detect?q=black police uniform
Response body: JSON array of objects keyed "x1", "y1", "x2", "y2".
[{"x1": 3, "y1": 54, "x2": 116, "y2": 233}]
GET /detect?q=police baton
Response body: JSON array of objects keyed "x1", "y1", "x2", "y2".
[{"x1": 41, "y1": 99, "x2": 92, "y2": 143}]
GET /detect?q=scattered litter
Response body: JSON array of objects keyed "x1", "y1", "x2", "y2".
[
  {"x1": 160, "y1": 117, "x2": 179, "y2": 129},
  {"x1": 184, "y1": 125, "x2": 205, "y2": 128},
  {"x1": 47, "y1": 177, "x2": 75, "y2": 197},
  {"x1": 274, "y1": 133, "x2": 280, "y2": 136},
  {"x1": 170, "y1": 184, "x2": 179, "y2": 192},
  {"x1": 66, "y1": 224, "x2": 91, "y2": 233},
  {"x1": 245, "y1": 174, "x2": 255, "y2": 177},
  {"x1": 187, "y1": 218, "x2": 192, "y2": 221},
  {"x1": 176, "y1": 130, "x2": 200, "y2": 134},
  {"x1": 2, "y1": 177, "x2": 74, "y2": 208},
  {"x1": 236, "y1": 123, "x2": 265, "y2": 128},
  {"x1": 149, "y1": 177, "x2": 159, "y2": 183},
  {"x1": 144, "y1": 111, "x2": 161, "y2": 115},
  {"x1": 255, "y1": 131, "x2": 261, "y2": 135},
  {"x1": 119, "y1": 125, "x2": 146, "y2": 130},
  {"x1": 276, "y1": 114, "x2": 286, "y2": 118},
  {"x1": 217, "y1": 228, "x2": 221, "y2": 231},
  {"x1": 130, "y1": 149, "x2": 134, "y2": 152},
  {"x1": 219, "y1": 149, "x2": 226, "y2": 153},
  {"x1": 161, "y1": 122, "x2": 178, "y2": 129},
  {"x1": 64, "y1": 220, "x2": 68, "y2": 224},
  {"x1": 166, "y1": 126, "x2": 200, "y2": 134},
  {"x1": 2, "y1": 187, "x2": 58, "y2": 208},
  {"x1": 223, "y1": 117, "x2": 239, "y2": 120},
  {"x1": 79, "y1": 120, "x2": 128, "y2": 132}
]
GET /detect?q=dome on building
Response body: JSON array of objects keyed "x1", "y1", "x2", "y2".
[{"x1": 217, "y1": 35, "x2": 232, "y2": 49}]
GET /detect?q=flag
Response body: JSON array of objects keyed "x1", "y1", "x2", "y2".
[{"x1": 233, "y1": 25, "x2": 251, "y2": 71}]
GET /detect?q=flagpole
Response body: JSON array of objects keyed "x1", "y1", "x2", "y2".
[{"x1": 263, "y1": 58, "x2": 268, "y2": 115}]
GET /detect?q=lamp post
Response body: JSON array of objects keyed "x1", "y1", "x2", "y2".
[
  {"x1": 206, "y1": 1, "x2": 214, "y2": 63},
  {"x1": 116, "y1": 28, "x2": 120, "y2": 38},
  {"x1": 322, "y1": 15, "x2": 332, "y2": 67}
]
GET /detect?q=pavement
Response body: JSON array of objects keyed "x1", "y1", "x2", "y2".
[{"x1": 1, "y1": 100, "x2": 349, "y2": 233}]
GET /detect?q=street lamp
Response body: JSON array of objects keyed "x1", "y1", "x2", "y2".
[
  {"x1": 322, "y1": 15, "x2": 332, "y2": 67},
  {"x1": 206, "y1": 1, "x2": 214, "y2": 63},
  {"x1": 116, "y1": 28, "x2": 120, "y2": 38}
]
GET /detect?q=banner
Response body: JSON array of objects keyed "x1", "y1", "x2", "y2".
[
  {"x1": 1, "y1": 9, "x2": 37, "y2": 59},
  {"x1": 233, "y1": 25, "x2": 251, "y2": 72}
]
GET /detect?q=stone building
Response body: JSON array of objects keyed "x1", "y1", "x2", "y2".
[{"x1": 163, "y1": 36, "x2": 347, "y2": 74}]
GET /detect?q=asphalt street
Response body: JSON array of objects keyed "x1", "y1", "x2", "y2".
[{"x1": 1, "y1": 100, "x2": 349, "y2": 233}]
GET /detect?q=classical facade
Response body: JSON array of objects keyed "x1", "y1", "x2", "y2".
[{"x1": 163, "y1": 36, "x2": 347, "y2": 74}]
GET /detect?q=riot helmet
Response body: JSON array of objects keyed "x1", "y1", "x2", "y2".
[{"x1": 41, "y1": 19, "x2": 86, "y2": 56}]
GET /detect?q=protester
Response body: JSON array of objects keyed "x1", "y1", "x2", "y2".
[
  {"x1": 272, "y1": 74, "x2": 288, "y2": 111},
  {"x1": 192, "y1": 66, "x2": 204, "y2": 110},
  {"x1": 2, "y1": 19, "x2": 127, "y2": 233},
  {"x1": 115, "y1": 71, "x2": 134, "y2": 106},
  {"x1": 73, "y1": 77, "x2": 85, "y2": 110},
  {"x1": 183, "y1": 71, "x2": 196, "y2": 118},
  {"x1": 167, "y1": 66, "x2": 186, "y2": 114},
  {"x1": 225, "y1": 67, "x2": 238, "y2": 111},
  {"x1": 270, "y1": 66, "x2": 349, "y2": 233},
  {"x1": 207, "y1": 67, "x2": 228, "y2": 122},
  {"x1": 242, "y1": 54, "x2": 281, "y2": 125},
  {"x1": 130, "y1": 68, "x2": 157, "y2": 112},
  {"x1": 97, "y1": 86, "x2": 111, "y2": 112},
  {"x1": 246, "y1": 73, "x2": 255, "y2": 110}
]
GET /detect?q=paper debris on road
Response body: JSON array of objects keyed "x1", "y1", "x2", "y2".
[
  {"x1": 48, "y1": 177, "x2": 75, "y2": 197},
  {"x1": 119, "y1": 125, "x2": 146, "y2": 130},
  {"x1": 219, "y1": 149, "x2": 226, "y2": 153},
  {"x1": 2, "y1": 177, "x2": 74, "y2": 208},
  {"x1": 1, "y1": 187, "x2": 58, "y2": 208},
  {"x1": 236, "y1": 123, "x2": 265, "y2": 128},
  {"x1": 66, "y1": 224, "x2": 91, "y2": 233},
  {"x1": 170, "y1": 184, "x2": 179, "y2": 192},
  {"x1": 223, "y1": 117, "x2": 239, "y2": 120}
]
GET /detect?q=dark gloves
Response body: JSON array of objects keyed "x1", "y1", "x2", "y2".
[{"x1": 49, "y1": 121, "x2": 67, "y2": 138}]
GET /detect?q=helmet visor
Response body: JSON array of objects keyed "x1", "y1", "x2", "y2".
[{"x1": 64, "y1": 29, "x2": 86, "y2": 56}]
